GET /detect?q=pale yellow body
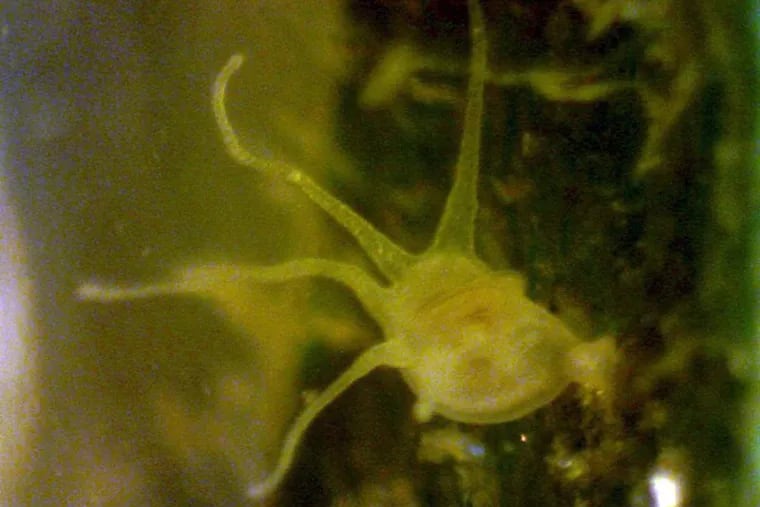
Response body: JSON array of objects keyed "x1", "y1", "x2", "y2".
[{"x1": 78, "y1": 0, "x2": 617, "y2": 500}]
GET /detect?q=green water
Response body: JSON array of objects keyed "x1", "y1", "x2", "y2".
[{"x1": 1, "y1": 0, "x2": 756, "y2": 505}]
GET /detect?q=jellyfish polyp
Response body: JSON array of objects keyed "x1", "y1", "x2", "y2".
[{"x1": 78, "y1": 0, "x2": 617, "y2": 500}]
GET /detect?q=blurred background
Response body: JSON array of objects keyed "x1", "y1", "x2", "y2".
[{"x1": 0, "y1": 1, "x2": 757, "y2": 505}]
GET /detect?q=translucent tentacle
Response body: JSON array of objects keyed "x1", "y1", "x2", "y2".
[
  {"x1": 246, "y1": 340, "x2": 408, "y2": 500},
  {"x1": 78, "y1": 259, "x2": 388, "y2": 321},
  {"x1": 212, "y1": 55, "x2": 416, "y2": 282},
  {"x1": 430, "y1": 0, "x2": 487, "y2": 255}
]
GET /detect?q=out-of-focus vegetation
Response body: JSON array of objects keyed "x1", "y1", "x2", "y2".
[{"x1": 3, "y1": 0, "x2": 754, "y2": 505}]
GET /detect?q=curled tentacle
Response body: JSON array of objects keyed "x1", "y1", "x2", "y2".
[{"x1": 212, "y1": 54, "x2": 416, "y2": 282}]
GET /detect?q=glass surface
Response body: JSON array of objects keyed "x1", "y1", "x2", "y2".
[{"x1": 0, "y1": 1, "x2": 756, "y2": 505}]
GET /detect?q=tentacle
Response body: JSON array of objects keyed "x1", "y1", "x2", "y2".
[
  {"x1": 430, "y1": 0, "x2": 487, "y2": 255},
  {"x1": 78, "y1": 279, "x2": 187, "y2": 301},
  {"x1": 246, "y1": 340, "x2": 409, "y2": 500},
  {"x1": 78, "y1": 259, "x2": 388, "y2": 321},
  {"x1": 212, "y1": 55, "x2": 416, "y2": 283}
]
